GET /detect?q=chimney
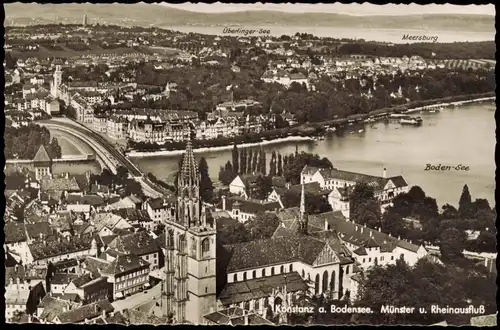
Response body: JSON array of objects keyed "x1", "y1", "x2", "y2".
[
  {"x1": 66, "y1": 172, "x2": 69, "y2": 179},
  {"x1": 369, "y1": 231, "x2": 373, "y2": 238},
  {"x1": 378, "y1": 227, "x2": 381, "y2": 232},
  {"x1": 62, "y1": 307, "x2": 67, "y2": 312},
  {"x1": 222, "y1": 196, "x2": 226, "y2": 211},
  {"x1": 361, "y1": 227, "x2": 364, "y2": 234},
  {"x1": 286, "y1": 182, "x2": 291, "y2": 189},
  {"x1": 102, "y1": 309, "x2": 106, "y2": 319},
  {"x1": 398, "y1": 235, "x2": 401, "y2": 240},
  {"x1": 39, "y1": 233, "x2": 44, "y2": 240},
  {"x1": 324, "y1": 219, "x2": 329, "y2": 231},
  {"x1": 382, "y1": 168, "x2": 387, "y2": 178}
]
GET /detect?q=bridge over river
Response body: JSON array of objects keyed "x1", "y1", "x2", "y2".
[{"x1": 39, "y1": 118, "x2": 171, "y2": 198}]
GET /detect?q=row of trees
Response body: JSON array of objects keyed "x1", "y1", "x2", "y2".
[
  {"x1": 5, "y1": 124, "x2": 62, "y2": 160},
  {"x1": 89, "y1": 166, "x2": 143, "y2": 198},
  {"x1": 350, "y1": 183, "x2": 496, "y2": 257},
  {"x1": 220, "y1": 146, "x2": 333, "y2": 189},
  {"x1": 353, "y1": 257, "x2": 496, "y2": 325}
]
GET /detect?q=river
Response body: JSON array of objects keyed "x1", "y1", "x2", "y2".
[
  {"x1": 160, "y1": 25, "x2": 495, "y2": 44},
  {"x1": 131, "y1": 103, "x2": 496, "y2": 208}
]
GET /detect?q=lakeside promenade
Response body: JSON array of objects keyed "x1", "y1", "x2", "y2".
[{"x1": 126, "y1": 95, "x2": 495, "y2": 158}]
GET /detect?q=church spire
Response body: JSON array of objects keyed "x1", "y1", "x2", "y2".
[
  {"x1": 180, "y1": 134, "x2": 198, "y2": 187},
  {"x1": 300, "y1": 182, "x2": 305, "y2": 216},
  {"x1": 298, "y1": 183, "x2": 308, "y2": 234}
]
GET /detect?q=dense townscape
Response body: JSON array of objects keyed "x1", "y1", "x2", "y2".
[{"x1": 4, "y1": 11, "x2": 497, "y2": 327}]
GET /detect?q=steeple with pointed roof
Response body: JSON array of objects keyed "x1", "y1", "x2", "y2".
[
  {"x1": 33, "y1": 145, "x2": 52, "y2": 164},
  {"x1": 33, "y1": 145, "x2": 52, "y2": 180},
  {"x1": 177, "y1": 136, "x2": 202, "y2": 228},
  {"x1": 298, "y1": 183, "x2": 308, "y2": 234}
]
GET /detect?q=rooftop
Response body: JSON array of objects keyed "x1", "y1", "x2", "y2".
[{"x1": 219, "y1": 272, "x2": 308, "y2": 306}]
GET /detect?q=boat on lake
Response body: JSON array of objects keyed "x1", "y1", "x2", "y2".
[{"x1": 400, "y1": 116, "x2": 423, "y2": 126}]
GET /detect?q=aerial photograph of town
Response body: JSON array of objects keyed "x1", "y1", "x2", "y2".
[{"x1": 3, "y1": 2, "x2": 497, "y2": 326}]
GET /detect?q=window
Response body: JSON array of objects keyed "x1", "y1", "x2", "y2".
[
  {"x1": 391, "y1": 256, "x2": 394, "y2": 260},
  {"x1": 381, "y1": 256, "x2": 384, "y2": 261},
  {"x1": 289, "y1": 264, "x2": 293, "y2": 272},
  {"x1": 205, "y1": 287, "x2": 208, "y2": 293},
  {"x1": 369, "y1": 258, "x2": 371, "y2": 262},
  {"x1": 363, "y1": 258, "x2": 365, "y2": 263},
  {"x1": 233, "y1": 274, "x2": 237, "y2": 282},
  {"x1": 201, "y1": 238, "x2": 210, "y2": 258},
  {"x1": 346, "y1": 266, "x2": 349, "y2": 274},
  {"x1": 243, "y1": 272, "x2": 247, "y2": 281},
  {"x1": 302, "y1": 270, "x2": 305, "y2": 278},
  {"x1": 400, "y1": 254, "x2": 404, "y2": 260},
  {"x1": 262, "y1": 269, "x2": 266, "y2": 277},
  {"x1": 271, "y1": 267, "x2": 275, "y2": 275},
  {"x1": 252, "y1": 270, "x2": 256, "y2": 279},
  {"x1": 280, "y1": 265, "x2": 284, "y2": 273}
]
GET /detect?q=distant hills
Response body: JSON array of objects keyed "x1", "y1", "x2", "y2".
[{"x1": 4, "y1": 3, "x2": 495, "y2": 32}]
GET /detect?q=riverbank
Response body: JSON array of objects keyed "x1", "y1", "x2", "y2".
[
  {"x1": 127, "y1": 92, "x2": 495, "y2": 157},
  {"x1": 406, "y1": 96, "x2": 495, "y2": 113},
  {"x1": 127, "y1": 135, "x2": 313, "y2": 157}
]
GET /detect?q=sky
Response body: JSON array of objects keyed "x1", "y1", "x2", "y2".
[{"x1": 160, "y1": 3, "x2": 495, "y2": 16}]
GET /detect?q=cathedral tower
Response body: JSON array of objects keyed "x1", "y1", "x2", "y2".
[{"x1": 163, "y1": 139, "x2": 217, "y2": 324}]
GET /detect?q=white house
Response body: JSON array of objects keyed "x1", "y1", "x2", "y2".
[{"x1": 302, "y1": 165, "x2": 409, "y2": 206}]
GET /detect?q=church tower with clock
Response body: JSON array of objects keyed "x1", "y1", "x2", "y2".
[{"x1": 163, "y1": 139, "x2": 217, "y2": 324}]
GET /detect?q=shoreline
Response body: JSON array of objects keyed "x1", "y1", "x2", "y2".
[
  {"x1": 127, "y1": 135, "x2": 314, "y2": 158},
  {"x1": 126, "y1": 95, "x2": 494, "y2": 158},
  {"x1": 405, "y1": 96, "x2": 495, "y2": 113}
]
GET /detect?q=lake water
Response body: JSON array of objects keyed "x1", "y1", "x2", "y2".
[
  {"x1": 131, "y1": 103, "x2": 496, "y2": 208},
  {"x1": 161, "y1": 25, "x2": 495, "y2": 44}
]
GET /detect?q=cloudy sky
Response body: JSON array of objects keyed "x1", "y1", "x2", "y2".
[{"x1": 160, "y1": 3, "x2": 495, "y2": 16}]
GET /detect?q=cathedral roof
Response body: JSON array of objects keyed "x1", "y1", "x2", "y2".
[
  {"x1": 223, "y1": 234, "x2": 329, "y2": 272},
  {"x1": 218, "y1": 271, "x2": 308, "y2": 306}
]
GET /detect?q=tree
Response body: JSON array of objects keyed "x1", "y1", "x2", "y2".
[
  {"x1": 269, "y1": 151, "x2": 277, "y2": 176},
  {"x1": 218, "y1": 161, "x2": 235, "y2": 186},
  {"x1": 439, "y1": 227, "x2": 466, "y2": 261},
  {"x1": 122, "y1": 179, "x2": 144, "y2": 197},
  {"x1": 5, "y1": 51, "x2": 17, "y2": 69},
  {"x1": 216, "y1": 217, "x2": 250, "y2": 246},
  {"x1": 240, "y1": 148, "x2": 247, "y2": 175},
  {"x1": 47, "y1": 137, "x2": 62, "y2": 159},
  {"x1": 232, "y1": 144, "x2": 240, "y2": 174},
  {"x1": 349, "y1": 183, "x2": 381, "y2": 228},
  {"x1": 277, "y1": 153, "x2": 283, "y2": 176},
  {"x1": 116, "y1": 166, "x2": 129, "y2": 182},
  {"x1": 199, "y1": 157, "x2": 214, "y2": 203},
  {"x1": 247, "y1": 149, "x2": 253, "y2": 174},
  {"x1": 259, "y1": 148, "x2": 267, "y2": 175},
  {"x1": 458, "y1": 184, "x2": 473, "y2": 218},
  {"x1": 252, "y1": 149, "x2": 259, "y2": 174},
  {"x1": 245, "y1": 212, "x2": 280, "y2": 240},
  {"x1": 254, "y1": 175, "x2": 273, "y2": 200}
]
